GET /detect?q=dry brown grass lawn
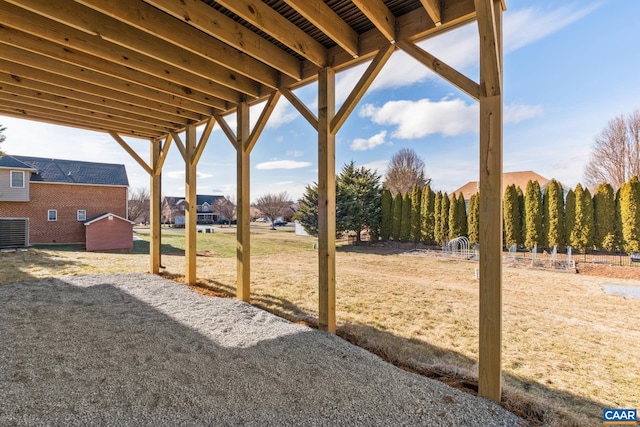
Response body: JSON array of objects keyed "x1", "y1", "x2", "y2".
[{"x1": 1, "y1": 229, "x2": 638, "y2": 426}]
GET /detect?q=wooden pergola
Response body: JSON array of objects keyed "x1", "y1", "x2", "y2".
[{"x1": 0, "y1": 0, "x2": 505, "y2": 401}]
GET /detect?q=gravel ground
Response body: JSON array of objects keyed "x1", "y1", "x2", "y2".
[{"x1": 0, "y1": 274, "x2": 525, "y2": 426}]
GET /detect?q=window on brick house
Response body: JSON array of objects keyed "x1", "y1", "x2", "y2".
[
  {"x1": 48, "y1": 210, "x2": 57, "y2": 221},
  {"x1": 10, "y1": 171, "x2": 25, "y2": 188},
  {"x1": 77, "y1": 210, "x2": 86, "y2": 221}
]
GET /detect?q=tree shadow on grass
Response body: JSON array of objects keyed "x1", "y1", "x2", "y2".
[{"x1": 168, "y1": 275, "x2": 602, "y2": 427}]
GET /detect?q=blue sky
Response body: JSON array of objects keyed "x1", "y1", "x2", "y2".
[{"x1": 2, "y1": 0, "x2": 639, "y2": 202}]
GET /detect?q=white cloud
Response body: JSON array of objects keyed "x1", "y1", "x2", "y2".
[
  {"x1": 350, "y1": 131, "x2": 389, "y2": 151},
  {"x1": 255, "y1": 160, "x2": 312, "y2": 170},
  {"x1": 360, "y1": 98, "x2": 478, "y2": 139},
  {"x1": 361, "y1": 160, "x2": 389, "y2": 176}
]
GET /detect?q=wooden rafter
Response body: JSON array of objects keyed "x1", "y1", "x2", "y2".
[
  {"x1": 420, "y1": 0, "x2": 442, "y2": 26},
  {"x1": 76, "y1": 0, "x2": 280, "y2": 90},
  {"x1": 143, "y1": 0, "x2": 302, "y2": 81},
  {"x1": 214, "y1": 0, "x2": 328, "y2": 67},
  {"x1": 282, "y1": 0, "x2": 359, "y2": 58},
  {"x1": 352, "y1": 0, "x2": 397, "y2": 43}
]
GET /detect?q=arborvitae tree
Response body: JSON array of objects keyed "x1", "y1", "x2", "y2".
[
  {"x1": 503, "y1": 184, "x2": 521, "y2": 248},
  {"x1": 380, "y1": 188, "x2": 393, "y2": 241},
  {"x1": 420, "y1": 185, "x2": 435, "y2": 244},
  {"x1": 543, "y1": 179, "x2": 565, "y2": 249},
  {"x1": 467, "y1": 192, "x2": 479, "y2": 245},
  {"x1": 570, "y1": 183, "x2": 594, "y2": 252},
  {"x1": 449, "y1": 193, "x2": 467, "y2": 239},
  {"x1": 619, "y1": 176, "x2": 640, "y2": 252},
  {"x1": 524, "y1": 180, "x2": 543, "y2": 249},
  {"x1": 434, "y1": 191, "x2": 443, "y2": 245},
  {"x1": 410, "y1": 185, "x2": 422, "y2": 243},
  {"x1": 615, "y1": 187, "x2": 623, "y2": 249},
  {"x1": 565, "y1": 189, "x2": 576, "y2": 249},
  {"x1": 392, "y1": 192, "x2": 402, "y2": 241},
  {"x1": 438, "y1": 192, "x2": 450, "y2": 245},
  {"x1": 516, "y1": 186, "x2": 526, "y2": 245},
  {"x1": 400, "y1": 192, "x2": 412, "y2": 242},
  {"x1": 593, "y1": 182, "x2": 617, "y2": 251}
]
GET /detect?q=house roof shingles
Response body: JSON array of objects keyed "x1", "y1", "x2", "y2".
[{"x1": 0, "y1": 155, "x2": 128, "y2": 186}]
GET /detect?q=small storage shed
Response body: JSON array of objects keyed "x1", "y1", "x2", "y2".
[{"x1": 84, "y1": 213, "x2": 134, "y2": 252}]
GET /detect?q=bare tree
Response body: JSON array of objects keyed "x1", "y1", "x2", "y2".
[
  {"x1": 128, "y1": 187, "x2": 150, "y2": 223},
  {"x1": 383, "y1": 148, "x2": 430, "y2": 195},
  {"x1": 213, "y1": 196, "x2": 236, "y2": 226},
  {"x1": 0, "y1": 124, "x2": 6, "y2": 156},
  {"x1": 584, "y1": 110, "x2": 640, "y2": 190},
  {"x1": 254, "y1": 191, "x2": 292, "y2": 230}
]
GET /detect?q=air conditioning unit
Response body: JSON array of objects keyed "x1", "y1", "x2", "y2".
[{"x1": 0, "y1": 218, "x2": 29, "y2": 248}]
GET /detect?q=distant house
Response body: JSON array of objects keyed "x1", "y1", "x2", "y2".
[
  {"x1": 451, "y1": 171, "x2": 568, "y2": 202},
  {"x1": 0, "y1": 155, "x2": 128, "y2": 247},
  {"x1": 162, "y1": 194, "x2": 227, "y2": 225}
]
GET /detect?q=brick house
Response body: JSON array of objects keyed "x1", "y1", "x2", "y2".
[{"x1": 0, "y1": 155, "x2": 129, "y2": 246}]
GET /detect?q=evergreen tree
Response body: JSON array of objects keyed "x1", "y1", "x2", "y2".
[
  {"x1": 434, "y1": 191, "x2": 443, "y2": 245},
  {"x1": 467, "y1": 192, "x2": 479, "y2": 245},
  {"x1": 570, "y1": 184, "x2": 594, "y2": 252},
  {"x1": 565, "y1": 189, "x2": 576, "y2": 249},
  {"x1": 516, "y1": 186, "x2": 526, "y2": 245},
  {"x1": 458, "y1": 194, "x2": 468, "y2": 237},
  {"x1": 420, "y1": 185, "x2": 435, "y2": 244},
  {"x1": 400, "y1": 192, "x2": 412, "y2": 242},
  {"x1": 524, "y1": 180, "x2": 543, "y2": 249},
  {"x1": 619, "y1": 176, "x2": 640, "y2": 252},
  {"x1": 543, "y1": 179, "x2": 565, "y2": 249},
  {"x1": 380, "y1": 188, "x2": 393, "y2": 241},
  {"x1": 615, "y1": 187, "x2": 623, "y2": 249},
  {"x1": 503, "y1": 184, "x2": 521, "y2": 247},
  {"x1": 410, "y1": 185, "x2": 422, "y2": 243},
  {"x1": 593, "y1": 182, "x2": 616, "y2": 251},
  {"x1": 438, "y1": 192, "x2": 450, "y2": 245},
  {"x1": 448, "y1": 192, "x2": 458, "y2": 240},
  {"x1": 392, "y1": 192, "x2": 402, "y2": 241},
  {"x1": 295, "y1": 183, "x2": 319, "y2": 236}
]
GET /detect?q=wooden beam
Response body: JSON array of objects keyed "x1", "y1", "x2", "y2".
[
  {"x1": 282, "y1": 0, "x2": 359, "y2": 57},
  {"x1": 149, "y1": 138, "x2": 161, "y2": 274},
  {"x1": 331, "y1": 43, "x2": 395, "y2": 134},
  {"x1": 280, "y1": 88, "x2": 318, "y2": 131},
  {"x1": 317, "y1": 67, "x2": 336, "y2": 333},
  {"x1": 76, "y1": 0, "x2": 279, "y2": 90},
  {"x1": 236, "y1": 101, "x2": 251, "y2": 302},
  {"x1": 246, "y1": 91, "x2": 281, "y2": 153},
  {"x1": 0, "y1": 108, "x2": 155, "y2": 139},
  {"x1": 154, "y1": 134, "x2": 173, "y2": 175},
  {"x1": 214, "y1": 0, "x2": 327, "y2": 68},
  {"x1": 0, "y1": 72, "x2": 190, "y2": 126},
  {"x1": 478, "y1": 0, "x2": 503, "y2": 403},
  {"x1": 474, "y1": 0, "x2": 501, "y2": 97},
  {"x1": 0, "y1": 2, "x2": 247, "y2": 102},
  {"x1": 351, "y1": 0, "x2": 396, "y2": 43},
  {"x1": 185, "y1": 124, "x2": 198, "y2": 286},
  {"x1": 396, "y1": 40, "x2": 480, "y2": 100},
  {"x1": 0, "y1": 30, "x2": 228, "y2": 112},
  {"x1": 192, "y1": 117, "x2": 215, "y2": 166},
  {"x1": 1, "y1": 83, "x2": 182, "y2": 131},
  {"x1": 213, "y1": 112, "x2": 238, "y2": 150},
  {"x1": 420, "y1": 0, "x2": 442, "y2": 26},
  {"x1": 109, "y1": 132, "x2": 153, "y2": 175},
  {"x1": 143, "y1": 0, "x2": 302, "y2": 81}
]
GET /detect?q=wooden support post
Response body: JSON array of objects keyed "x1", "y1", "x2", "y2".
[
  {"x1": 318, "y1": 67, "x2": 336, "y2": 333},
  {"x1": 185, "y1": 124, "x2": 197, "y2": 285},
  {"x1": 149, "y1": 138, "x2": 161, "y2": 274},
  {"x1": 236, "y1": 101, "x2": 251, "y2": 302},
  {"x1": 478, "y1": 0, "x2": 503, "y2": 403}
]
